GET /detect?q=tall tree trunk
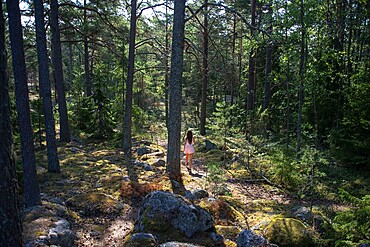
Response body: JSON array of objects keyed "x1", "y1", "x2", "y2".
[
  {"x1": 0, "y1": 4, "x2": 23, "y2": 245},
  {"x1": 167, "y1": 0, "x2": 186, "y2": 191},
  {"x1": 84, "y1": 0, "x2": 92, "y2": 96},
  {"x1": 123, "y1": 0, "x2": 137, "y2": 155},
  {"x1": 34, "y1": 0, "x2": 60, "y2": 173},
  {"x1": 200, "y1": 0, "x2": 208, "y2": 136},
  {"x1": 263, "y1": 41, "x2": 272, "y2": 111},
  {"x1": 247, "y1": 0, "x2": 257, "y2": 111},
  {"x1": 6, "y1": 0, "x2": 41, "y2": 207},
  {"x1": 67, "y1": 37, "x2": 73, "y2": 90},
  {"x1": 263, "y1": 4, "x2": 273, "y2": 111},
  {"x1": 50, "y1": 0, "x2": 71, "y2": 143},
  {"x1": 165, "y1": 0, "x2": 169, "y2": 127},
  {"x1": 346, "y1": 0, "x2": 352, "y2": 87},
  {"x1": 297, "y1": 0, "x2": 305, "y2": 160}
]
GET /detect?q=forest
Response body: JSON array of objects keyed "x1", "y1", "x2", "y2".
[{"x1": 0, "y1": 0, "x2": 369, "y2": 246}]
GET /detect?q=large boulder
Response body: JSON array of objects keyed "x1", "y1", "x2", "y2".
[
  {"x1": 135, "y1": 191, "x2": 214, "y2": 238},
  {"x1": 264, "y1": 217, "x2": 313, "y2": 247}
]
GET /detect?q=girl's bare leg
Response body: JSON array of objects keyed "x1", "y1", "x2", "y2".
[{"x1": 188, "y1": 154, "x2": 193, "y2": 170}]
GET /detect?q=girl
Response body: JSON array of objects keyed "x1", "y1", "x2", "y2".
[{"x1": 183, "y1": 130, "x2": 195, "y2": 173}]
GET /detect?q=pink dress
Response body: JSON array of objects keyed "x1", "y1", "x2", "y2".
[{"x1": 184, "y1": 139, "x2": 195, "y2": 154}]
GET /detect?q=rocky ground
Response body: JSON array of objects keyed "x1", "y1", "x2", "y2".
[{"x1": 21, "y1": 138, "x2": 344, "y2": 247}]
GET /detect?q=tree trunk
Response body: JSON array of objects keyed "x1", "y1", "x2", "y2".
[
  {"x1": 346, "y1": 0, "x2": 352, "y2": 87},
  {"x1": 229, "y1": 14, "x2": 237, "y2": 129},
  {"x1": 167, "y1": 0, "x2": 186, "y2": 191},
  {"x1": 263, "y1": 41, "x2": 272, "y2": 111},
  {"x1": 247, "y1": 0, "x2": 257, "y2": 111},
  {"x1": 165, "y1": 0, "x2": 169, "y2": 127},
  {"x1": 263, "y1": 4, "x2": 273, "y2": 111},
  {"x1": 34, "y1": 0, "x2": 60, "y2": 173},
  {"x1": 67, "y1": 37, "x2": 73, "y2": 90},
  {"x1": 297, "y1": 0, "x2": 305, "y2": 160},
  {"x1": 51, "y1": 0, "x2": 71, "y2": 143},
  {"x1": 84, "y1": 0, "x2": 92, "y2": 96},
  {"x1": 123, "y1": 0, "x2": 137, "y2": 156},
  {"x1": 0, "y1": 4, "x2": 23, "y2": 245},
  {"x1": 6, "y1": 0, "x2": 41, "y2": 207},
  {"x1": 200, "y1": 0, "x2": 208, "y2": 136}
]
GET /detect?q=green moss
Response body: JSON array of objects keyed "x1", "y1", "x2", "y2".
[
  {"x1": 264, "y1": 217, "x2": 314, "y2": 247},
  {"x1": 35, "y1": 231, "x2": 46, "y2": 237},
  {"x1": 198, "y1": 199, "x2": 246, "y2": 226},
  {"x1": 66, "y1": 193, "x2": 120, "y2": 215},
  {"x1": 215, "y1": 225, "x2": 241, "y2": 240},
  {"x1": 224, "y1": 239, "x2": 238, "y2": 247}
]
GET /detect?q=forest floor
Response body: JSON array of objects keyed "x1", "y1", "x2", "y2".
[{"x1": 24, "y1": 136, "x2": 369, "y2": 246}]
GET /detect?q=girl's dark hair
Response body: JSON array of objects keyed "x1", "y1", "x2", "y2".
[{"x1": 186, "y1": 130, "x2": 193, "y2": 144}]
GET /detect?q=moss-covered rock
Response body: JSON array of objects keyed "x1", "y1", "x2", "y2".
[
  {"x1": 124, "y1": 233, "x2": 158, "y2": 247},
  {"x1": 198, "y1": 198, "x2": 246, "y2": 226},
  {"x1": 23, "y1": 216, "x2": 75, "y2": 247},
  {"x1": 136, "y1": 191, "x2": 214, "y2": 237},
  {"x1": 65, "y1": 192, "x2": 123, "y2": 215},
  {"x1": 134, "y1": 191, "x2": 218, "y2": 246},
  {"x1": 215, "y1": 225, "x2": 242, "y2": 241},
  {"x1": 264, "y1": 217, "x2": 314, "y2": 247}
]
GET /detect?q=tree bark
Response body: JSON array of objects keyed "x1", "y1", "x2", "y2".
[
  {"x1": 247, "y1": 0, "x2": 257, "y2": 111},
  {"x1": 34, "y1": 0, "x2": 61, "y2": 173},
  {"x1": 0, "y1": 3, "x2": 23, "y2": 245},
  {"x1": 167, "y1": 0, "x2": 186, "y2": 191},
  {"x1": 123, "y1": 0, "x2": 137, "y2": 156},
  {"x1": 200, "y1": 0, "x2": 208, "y2": 136},
  {"x1": 51, "y1": 0, "x2": 71, "y2": 143},
  {"x1": 165, "y1": 0, "x2": 170, "y2": 127},
  {"x1": 263, "y1": 4, "x2": 273, "y2": 111},
  {"x1": 6, "y1": 0, "x2": 41, "y2": 207},
  {"x1": 263, "y1": 41, "x2": 272, "y2": 111},
  {"x1": 84, "y1": 0, "x2": 92, "y2": 96},
  {"x1": 297, "y1": 0, "x2": 305, "y2": 160}
]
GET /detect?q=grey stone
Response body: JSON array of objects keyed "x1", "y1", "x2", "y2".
[
  {"x1": 211, "y1": 232, "x2": 224, "y2": 245},
  {"x1": 292, "y1": 206, "x2": 312, "y2": 222},
  {"x1": 184, "y1": 190, "x2": 196, "y2": 201},
  {"x1": 136, "y1": 191, "x2": 214, "y2": 238},
  {"x1": 237, "y1": 229, "x2": 275, "y2": 247},
  {"x1": 127, "y1": 233, "x2": 158, "y2": 246},
  {"x1": 192, "y1": 189, "x2": 209, "y2": 200},
  {"x1": 48, "y1": 219, "x2": 75, "y2": 247},
  {"x1": 205, "y1": 140, "x2": 218, "y2": 151},
  {"x1": 137, "y1": 146, "x2": 152, "y2": 156},
  {"x1": 153, "y1": 159, "x2": 166, "y2": 167},
  {"x1": 143, "y1": 163, "x2": 154, "y2": 171}
]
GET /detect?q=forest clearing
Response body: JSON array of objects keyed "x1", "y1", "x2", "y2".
[
  {"x1": 1, "y1": 0, "x2": 369, "y2": 246},
  {"x1": 19, "y1": 133, "x2": 370, "y2": 246}
]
